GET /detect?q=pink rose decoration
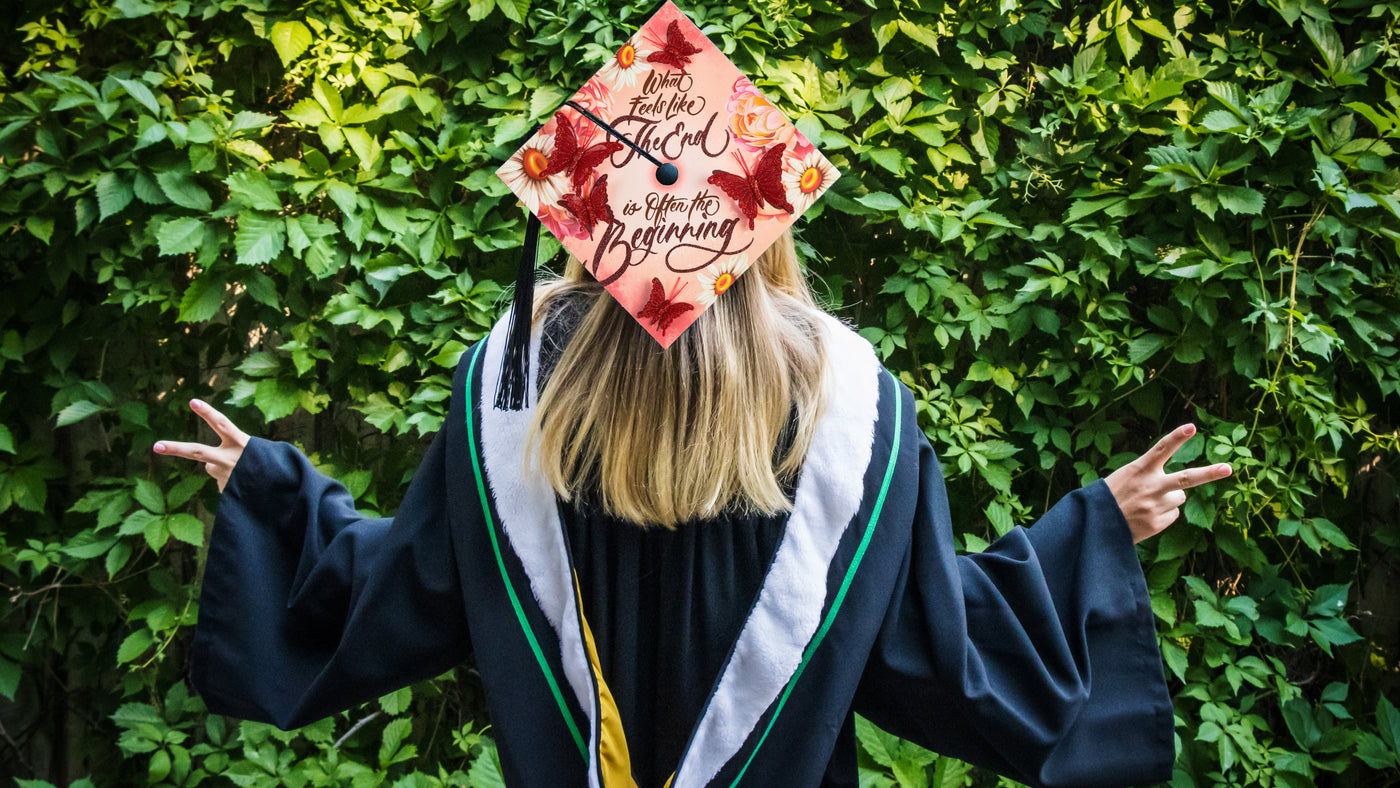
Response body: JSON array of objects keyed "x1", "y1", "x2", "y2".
[
  {"x1": 726, "y1": 76, "x2": 796, "y2": 153},
  {"x1": 539, "y1": 201, "x2": 589, "y2": 241}
]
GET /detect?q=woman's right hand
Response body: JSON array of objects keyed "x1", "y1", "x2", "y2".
[{"x1": 153, "y1": 399, "x2": 249, "y2": 493}]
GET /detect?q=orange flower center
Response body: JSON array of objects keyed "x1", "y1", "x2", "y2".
[
  {"x1": 523, "y1": 149, "x2": 550, "y2": 179},
  {"x1": 713, "y1": 272, "x2": 734, "y2": 295},
  {"x1": 618, "y1": 44, "x2": 635, "y2": 69},
  {"x1": 799, "y1": 166, "x2": 822, "y2": 193}
]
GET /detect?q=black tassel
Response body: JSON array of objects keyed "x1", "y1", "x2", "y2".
[{"x1": 495, "y1": 213, "x2": 541, "y2": 411}]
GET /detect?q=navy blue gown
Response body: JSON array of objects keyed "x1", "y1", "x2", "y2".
[{"x1": 191, "y1": 309, "x2": 1174, "y2": 788}]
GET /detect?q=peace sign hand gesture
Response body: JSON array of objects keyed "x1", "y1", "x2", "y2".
[
  {"x1": 152, "y1": 399, "x2": 249, "y2": 493},
  {"x1": 1105, "y1": 424, "x2": 1233, "y2": 544}
]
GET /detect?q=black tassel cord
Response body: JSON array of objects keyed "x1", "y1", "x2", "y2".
[{"x1": 494, "y1": 212, "x2": 541, "y2": 411}]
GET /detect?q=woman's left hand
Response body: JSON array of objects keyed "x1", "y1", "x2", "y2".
[{"x1": 1105, "y1": 423, "x2": 1233, "y2": 544}]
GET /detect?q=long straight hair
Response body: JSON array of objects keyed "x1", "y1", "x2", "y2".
[{"x1": 529, "y1": 232, "x2": 830, "y2": 528}]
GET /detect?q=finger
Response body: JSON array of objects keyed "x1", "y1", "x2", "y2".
[
  {"x1": 153, "y1": 440, "x2": 218, "y2": 462},
  {"x1": 1154, "y1": 508, "x2": 1181, "y2": 531},
  {"x1": 1142, "y1": 424, "x2": 1197, "y2": 471},
  {"x1": 1162, "y1": 488, "x2": 1187, "y2": 509},
  {"x1": 1168, "y1": 462, "x2": 1233, "y2": 491},
  {"x1": 190, "y1": 399, "x2": 248, "y2": 445}
]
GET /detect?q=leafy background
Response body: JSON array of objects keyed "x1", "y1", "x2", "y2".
[{"x1": 2, "y1": 0, "x2": 1399, "y2": 785}]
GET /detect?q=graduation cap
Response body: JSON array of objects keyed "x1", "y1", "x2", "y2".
[{"x1": 493, "y1": 0, "x2": 840, "y2": 409}]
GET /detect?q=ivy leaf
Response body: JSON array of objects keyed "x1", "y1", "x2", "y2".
[
  {"x1": 343, "y1": 126, "x2": 382, "y2": 169},
  {"x1": 284, "y1": 98, "x2": 330, "y2": 126},
  {"x1": 5, "y1": 466, "x2": 47, "y2": 512},
  {"x1": 1356, "y1": 732, "x2": 1400, "y2": 770},
  {"x1": 1132, "y1": 17, "x2": 1173, "y2": 40},
  {"x1": 59, "y1": 532, "x2": 119, "y2": 559},
  {"x1": 286, "y1": 214, "x2": 337, "y2": 256},
  {"x1": 235, "y1": 212, "x2": 287, "y2": 265},
  {"x1": 897, "y1": 20, "x2": 939, "y2": 51},
  {"x1": 0, "y1": 424, "x2": 13, "y2": 454},
  {"x1": 225, "y1": 170, "x2": 282, "y2": 211},
  {"x1": 254, "y1": 378, "x2": 301, "y2": 421},
  {"x1": 855, "y1": 715, "x2": 902, "y2": 767},
  {"x1": 1201, "y1": 110, "x2": 1246, "y2": 132},
  {"x1": 313, "y1": 79, "x2": 343, "y2": 123},
  {"x1": 96, "y1": 172, "x2": 134, "y2": 218},
  {"x1": 25, "y1": 216, "x2": 54, "y2": 244},
  {"x1": 166, "y1": 513, "x2": 204, "y2": 547},
  {"x1": 1116, "y1": 19, "x2": 1142, "y2": 63},
  {"x1": 1310, "y1": 517, "x2": 1356, "y2": 551},
  {"x1": 1128, "y1": 334, "x2": 1169, "y2": 363},
  {"x1": 155, "y1": 170, "x2": 212, "y2": 211},
  {"x1": 116, "y1": 629, "x2": 155, "y2": 665},
  {"x1": 225, "y1": 139, "x2": 273, "y2": 163},
  {"x1": 1206, "y1": 81, "x2": 1249, "y2": 121},
  {"x1": 985, "y1": 500, "x2": 1013, "y2": 536},
  {"x1": 379, "y1": 685, "x2": 412, "y2": 715},
  {"x1": 856, "y1": 191, "x2": 903, "y2": 211},
  {"x1": 868, "y1": 147, "x2": 905, "y2": 175},
  {"x1": 237, "y1": 351, "x2": 281, "y2": 378},
  {"x1": 1302, "y1": 17, "x2": 1343, "y2": 73},
  {"x1": 528, "y1": 85, "x2": 571, "y2": 121},
  {"x1": 112, "y1": 702, "x2": 163, "y2": 727},
  {"x1": 112, "y1": 0, "x2": 158, "y2": 18},
  {"x1": 0, "y1": 656, "x2": 19, "y2": 702},
  {"x1": 229, "y1": 111, "x2": 275, "y2": 135},
  {"x1": 1308, "y1": 583, "x2": 1350, "y2": 617},
  {"x1": 269, "y1": 20, "x2": 313, "y2": 66},
  {"x1": 143, "y1": 512, "x2": 170, "y2": 551},
  {"x1": 244, "y1": 270, "x2": 279, "y2": 307},
  {"x1": 135, "y1": 122, "x2": 167, "y2": 150},
  {"x1": 497, "y1": 0, "x2": 529, "y2": 24},
  {"x1": 467, "y1": 0, "x2": 496, "y2": 21},
  {"x1": 155, "y1": 217, "x2": 205, "y2": 256},
  {"x1": 132, "y1": 478, "x2": 165, "y2": 514},
  {"x1": 56, "y1": 400, "x2": 104, "y2": 428},
  {"x1": 178, "y1": 274, "x2": 226, "y2": 323},
  {"x1": 1378, "y1": 696, "x2": 1400, "y2": 753},
  {"x1": 465, "y1": 744, "x2": 506, "y2": 788},
  {"x1": 1217, "y1": 185, "x2": 1265, "y2": 215},
  {"x1": 114, "y1": 77, "x2": 161, "y2": 116}
]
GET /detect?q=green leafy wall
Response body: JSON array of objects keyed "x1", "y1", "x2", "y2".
[{"x1": 1, "y1": 0, "x2": 1398, "y2": 785}]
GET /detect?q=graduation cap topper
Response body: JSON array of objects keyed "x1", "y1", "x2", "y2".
[{"x1": 494, "y1": 1, "x2": 840, "y2": 358}]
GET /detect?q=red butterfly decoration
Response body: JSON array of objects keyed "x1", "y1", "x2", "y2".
[
  {"x1": 559, "y1": 174, "x2": 613, "y2": 238},
  {"x1": 637, "y1": 277, "x2": 694, "y2": 335},
  {"x1": 543, "y1": 117, "x2": 624, "y2": 191},
  {"x1": 646, "y1": 20, "x2": 702, "y2": 73},
  {"x1": 706, "y1": 143, "x2": 794, "y2": 230}
]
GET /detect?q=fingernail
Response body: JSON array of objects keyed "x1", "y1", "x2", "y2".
[
  {"x1": 153, "y1": 442, "x2": 166, "y2": 453},
  {"x1": 1218, "y1": 464, "x2": 1232, "y2": 475},
  {"x1": 190, "y1": 399, "x2": 202, "y2": 410},
  {"x1": 1182, "y1": 423, "x2": 1196, "y2": 436}
]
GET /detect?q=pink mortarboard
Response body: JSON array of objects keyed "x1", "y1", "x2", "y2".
[{"x1": 492, "y1": 0, "x2": 839, "y2": 409}]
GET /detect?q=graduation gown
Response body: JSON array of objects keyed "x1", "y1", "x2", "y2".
[{"x1": 191, "y1": 311, "x2": 1174, "y2": 788}]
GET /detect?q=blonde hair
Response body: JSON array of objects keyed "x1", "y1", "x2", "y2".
[{"x1": 529, "y1": 232, "x2": 830, "y2": 528}]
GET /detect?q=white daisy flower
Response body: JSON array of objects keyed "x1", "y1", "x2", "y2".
[
  {"x1": 597, "y1": 40, "x2": 652, "y2": 91},
  {"x1": 782, "y1": 148, "x2": 836, "y2": 214},
  {"x1": 497, "y1": 132, "x2": 566, "y2": 212},
  {"x1": 695, "y1": 253, "x2": 748, "y2": 308}
]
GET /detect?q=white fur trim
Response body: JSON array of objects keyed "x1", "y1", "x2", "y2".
[
  {"x1": 671, "y1": 314, "x2": 881, "y2": 788},
  {"x1": 478, "y1": 314, "x2": 604, "y2": 788}
]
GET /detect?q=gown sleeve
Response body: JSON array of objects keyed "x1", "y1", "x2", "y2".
[
  {"x1": 190, "y1": 413, "x2": 472, "y2": 730},
  {"x1": 853, "y1": 433, "x2": 1174, "y2": 788}
]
